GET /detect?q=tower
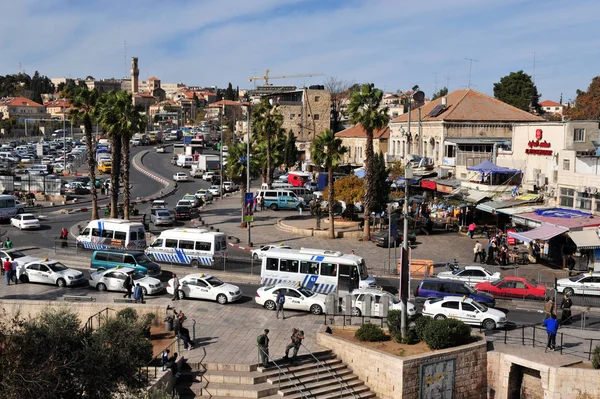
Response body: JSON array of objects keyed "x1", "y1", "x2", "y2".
[{"x1": 131, "y1": 57, "x2": 139, "y2": 94}]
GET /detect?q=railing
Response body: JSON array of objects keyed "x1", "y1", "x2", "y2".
[
  {"x1": 53, "y1": 238, "x2": 84, "y2": 256},
  {"x1": 300, "y1": 343, "x2": 358, "y2": 398},
  {"x1": 322, "y1": 312, "x2": 389, "y2": 328},
  {"x1": 257, "y1": 346, "x2": 309, "y2": 398},
  {"x1": 82, "y1": 307, "x2": 116, "y2": 333},
  {"x1": 143, "y1": 338, "x2": 180, "y2": 383},
  {"x1": 195, "y1": 346, "x2": 212, "y2": 398}
]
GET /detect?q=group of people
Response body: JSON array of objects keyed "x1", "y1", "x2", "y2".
[
  {"x1": 542, "y1": 295, "x2": 573, "y2": 352},
  {"x1": 2, "y1": 257, "x2": 19, "y2": 285},
  {"x1": 173, "y1": 310, "x2": 195, "y2": 351},
  {"x1": 122, "y1": 271, "x2": 144, "y2": 303},
  {"x1": 471, "y1": 229, "x2": 510, "y2": 265},
  {"x1": 253, "y1": 196, "x2": 265, "y2": 211},
  {"x1": 257, "y1": 327, "x2": 305, "y2": 368}
]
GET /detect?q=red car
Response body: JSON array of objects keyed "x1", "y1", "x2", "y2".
[{"x1": 474, "y1": 276, "x2": 546, "y2": 300}]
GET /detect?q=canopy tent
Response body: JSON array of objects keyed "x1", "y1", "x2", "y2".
[
  {"x1": 467, "y1": 160, "x2": 520, "y2": 174},
  {"x1": 508, "y1": 225, "x2": 568, "y2": 243},
  {"x1": 466, "y1": 191, "x2": 490, "y2": 204},
  {"x1": 568, "y1": 230, "x2": 600, "y2": 249},
  {"x1": 353, "y1": 168, "x2": 365, "y2": 178}
]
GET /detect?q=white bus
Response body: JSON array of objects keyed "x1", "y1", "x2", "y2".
[
  {"x1": 260, "y1": 248, "x2": 376, "y2": 295},
  {"x1": 77, "y1": 219, "x2": 147, "y2": 250},
  {"x1": 145, "y1": 228, "x2": 227, "y2": 267},
  {"x1": 0, "y1": 195, "x2": 20, "y2": 221},
  {"x1": 173, "y1": 143, "x2": 185, "y2": 155}
]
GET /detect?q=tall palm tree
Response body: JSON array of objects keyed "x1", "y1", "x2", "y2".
[
  {"x1": 119, "y1": 101, "x2": 145, "y2": 220},
  {"x1": 311, "y1": 129, "x2": 347, "y2": 239},
  {"x1": 252, "y1": 98, "x2": 283, "y2": 185},
  {"x1": 69, "y1": 86, "x2": 99, "y2": 220},
  {"x1": 347, "y1": 84, "x2": 390, "y2": 241},
  {"x1": 226, "y1": 140, "x2": 259, "y2": 227}
]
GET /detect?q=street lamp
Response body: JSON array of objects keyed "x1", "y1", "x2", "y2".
[
  {"x1": 246, "y1": 105, "x2": 251, "y2": 246},
  {"x1": 397, "y1": 89, "x2": 424, "y2": 158},
  {"x1": 400, "y1": 166, "x2": 413, "y2": 339}
]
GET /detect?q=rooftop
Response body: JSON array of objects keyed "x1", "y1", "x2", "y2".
[
  {"x1": 0, "y1": 97, "x2": 44, "y2": 107},
  {"x1": 540, "y1": 100, "x2": 563, "y2": 107},
  {"x1": 335, "y1": 124, "x2": 390, "y2": 139}
]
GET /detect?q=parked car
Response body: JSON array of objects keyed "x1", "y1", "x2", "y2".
[
  {"x1": 17, "y1": 259, "x2": 85, "y2": 287},
  {"x1": 475, "y1": 277, "x2": 546, "y2": 300},
  {"x1": 150, "y1": 208, "x2": 174, "y2": 226},
  {"x1": 556, "y1": 273, "x2": 600, "y2": 296},
  {"x1": 370, "y1": 229, "x2": 416, "y2": 248},
  {"x1": 414, "y1": 278, "x2": 496, "y2": 307},
  {"x1": 181, "y1": 194, "x2": 200, "y2": 208},
  {"x1": 436, "y1": 266, "x2": 501, "y2": 287},
  {"x1": 89, "y1": 267, "x2": 163, "y2": 295},
  {"x1": 195, "y1": 189, "x2": 213, "y2": 203},
  {"x1": 64, "y1": 182, "x2": 90, "y2": 195},
  {"x1": 208, "y1": 185, "x2": 221, "y2": 196},
  {"x1": 0, "y1": 249, "x2": 40, "y2": 267},
  {"x1": 176, "y1": 200, "x2": 193, "y2": 208},
  {"x1": 255, "y1": 284, "x2": 326, "y2": 315},
  {"x1": 10, "y1": 213, "x2": 40, "y2": 230},
  {"x1": 341, "y1": 288, "x2": 417, "y2": 317},
  {"x1": 251, "y1": 244, "x2": 292, "y2": 260},
  {"x1": 173, "y1": 172, "x2": 189, "y2": 182},
  {"x1": 203, "y1": 171, "x2": 216, "y2": 181},
  {"x1": 166, "y1": 273, "x2": 242, "y2": 304},
  {"x1": 174, "y1": 205, "x2": 192, "y2": 220},
  {"x1": 422, "y1": 297, "x2": 507, "y2": 331},
  {"x1": 223, "y1": 181, "x2": 239, "y2": 192}
]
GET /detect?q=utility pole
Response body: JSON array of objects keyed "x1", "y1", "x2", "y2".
[
  {"x1": 220, "y1": 101, "x2": 224, "y2": 199},
  {"x1": 247, "y1": 105, "x2": 251, "y2": 246},
  {"x1": 445, "y1": 75, "x2": 451, "y2": 92},
  {"x1": 400, "y1": 166, "x2": 413, "y2": 339},
  {"x1": 62, "y1": 101, "x2": 67, "y2": 170},
  {"x1": 465, "y1": 58, "x2": 478, "y2": 89}
]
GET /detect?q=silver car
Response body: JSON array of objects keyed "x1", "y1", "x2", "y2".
[{"x1": 150, "y1": 208, "x2": 174, "y2": 226}]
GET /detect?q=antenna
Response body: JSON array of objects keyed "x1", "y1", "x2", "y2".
[
  {"x1": 444, "y1": 75, "x2": 450, "y2": 91},
  {"x1": 124, "y1": 40, "x2": 127, "y2": 75},
  {"x1": 465, "y1": 57, "x2": 478, "y2": 89},
  {"x1": 533, "y1": 51, "x2": 536, "y2": 85},
  {"x1": 19, "y1": 62, "x2": 22, "y2": 74},
  {"x1": 433, "y1": 72, "x2": 438, "y2": 94}
]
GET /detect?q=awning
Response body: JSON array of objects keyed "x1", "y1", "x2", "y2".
[
  {"x1": 497, "y1": 205, "x2": 549, "y2": 216},
  {"x1": 476, "y1": 200, "x2": 540, "y2": 214},
  {"x1": 568, "y1": 230, "x2": 600, "y2": 249},
  {"x1": 421, "y1": 180, "x2": 437, "y2": 190},
  {"x1": 466, "y1": 191, "x2": 490, "y2": 203},
  {"x1": 508, "y1": 225, "x2": 568, "y2": 243},
  {"x1": 445, "y1": 138, "x2": 509, "y2": 144}
]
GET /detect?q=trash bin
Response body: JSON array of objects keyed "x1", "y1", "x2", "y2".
[{"x1": 165, "y1": 319, "x2": 173, "y2": 331}]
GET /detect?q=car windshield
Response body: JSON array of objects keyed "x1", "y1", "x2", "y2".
[
  {"x1": 491, "y1": 280, "x2": 503, "y2": 287},
  {"x1": 527, "y1": 280, "x2": 537, "y2": 288},
  {"x1": 357, "y1": 260, "x2": 368, "y2": 280},
  {"x1": 132, "y1": 272, "x2": 146, "y2": 280},
  {"x1": 134, "y1": 254, "x2": 153, "y2": 264},
  {"x1": 184, "y1": 196, "x2": 195, "y2": 200},
  {"x1": 298, "y1": 287, "x2": 316, "y2": 297},
  {"x1": 471, "y1": 301, "x2": 488, "y2": 312},
  {"x1": 452, "y1": 269, "x2": 463, "y2": 275},
  {"x1": 206, "y1": 277, "x2": 224, "y2": 287},
  {"x1": 22, "y1": 215, "x2": 36, "y2": 220},
  {"x1": 8, "y1": 250, "x2": 25, "y2": 258},
  {"x1": 48, "y1": 262, "x2": 68, "y2": 272},
  {"x1": 569, "y1": 275, "x2": 585, "y2": 282}
]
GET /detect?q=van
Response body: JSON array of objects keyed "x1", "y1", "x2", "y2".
[
  {"x1": 27, "y1": 164, "x2": 50, "y2": 175},
  {"x1": 288, "y1": 187, "x2": 311, "y2": 202},
  {"x1": 255, "y1": 189, "x2": 304, "y2": 211},
  {"x1": 98, "y1": 160, "x2": 112, "y2": 173},
  {"x1": 177, "y1": 155, "x2": 194, "y2": 168},
  {"x1": 145, "y1": 228, "x2": 227, "y2": 267},
  {"x1": 414, "y1": 278, "x2": 496, "y2": 307},
  {"x1": 271, "y1": 182, "x2": 294, "y2": 189},
  {"x1": 288, "y1": 172, "x2": 312, "y2": 187},
  {"x1": 90, "y1": 250, "x2": 161, "y2": 276},
  {"x1": 77, "y1": 218, "x2": 147, "y2": 250}
]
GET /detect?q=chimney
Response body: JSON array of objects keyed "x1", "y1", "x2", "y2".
[
  {"x1": 442, "y1": 97, "x2": 447, "y2": 106},
  {"x1": 131, "y1": 57, "x2": 139, "y2": 94}
]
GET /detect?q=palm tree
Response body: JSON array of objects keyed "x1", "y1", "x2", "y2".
[
  {"x1": 119, "y1": 101, "x2": 145, "y2": 220},
  {"x1": 226, "y1": 140, "x2": 259, "y2": 227},
  {"x1": 347, "y1": 84, "x2": 390, "y2": 241},
  {"x1": 69, "y1": 86, "x2": 99, "y2": 220},
  {"x1": 252, "y1": 98, "x2": 283, "y2": 185},
  {"x1": 311, "y1": 129, "x2": 347, "y2": 239}
]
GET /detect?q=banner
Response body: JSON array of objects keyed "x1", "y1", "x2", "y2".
[{"x1": 244, "y1": 192, "x2": 254, "y2": 222}]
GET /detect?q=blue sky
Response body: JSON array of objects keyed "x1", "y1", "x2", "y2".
[{"x1": 2, "y1": 0, "x2": 599, "y2": 102}]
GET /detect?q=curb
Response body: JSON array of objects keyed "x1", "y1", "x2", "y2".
[
  {"x1": 134, "y1": 150, "x2": 170, "y2": 186},
  {"x1": 229, "y1": 242, "x2": 251, "y2": 251}
]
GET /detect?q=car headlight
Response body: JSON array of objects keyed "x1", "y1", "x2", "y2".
[
  {"x1": 499, "y1": 317, "x2": 506, "y2": 322},
  {"x1": 229, "y1": 291, "x2": 236, "y2": 296},
  {"x1": 68, "y1": 276, "x2": 75, "y2": 280}
]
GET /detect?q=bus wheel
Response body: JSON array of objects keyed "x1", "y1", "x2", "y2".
[
  {"x1": 270, "y1": 204, "x2": 278, "y2": 211},
  {"x1": 17, "y1": 208, "x2": 24, "y2": 214},
  {"x1": 265, "y1": 300, "x2": 276, "y2": 310},
  {"x1": 191, "y1": 259, "x2": 200, "y2": 268}
]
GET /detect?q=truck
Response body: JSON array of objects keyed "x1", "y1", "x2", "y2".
[
  {"x1": 148, "y1": 131, "x2": 163, "y2": 144},
  {"x1": 197, "y1": 154, "x2": 220, "y2": 172}
]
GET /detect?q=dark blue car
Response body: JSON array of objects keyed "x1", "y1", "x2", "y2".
[{"x1": 414, "y1": 278, "x2": 495, "y2": 307}]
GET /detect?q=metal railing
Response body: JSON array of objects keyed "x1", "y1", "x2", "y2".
[
  {"x1": 300, "y1": 343, "x2": 358, "y2": 399},
  {"x1": 322, "y1": 312, "x2": 389, "y2": 328},
  {"x1": 53, "y1": 238, "x2": 84, "y2": 256},
  {"x1": 143, "y1": 338, "x2": 180, "y2": 383},
  {"x1": 82, "y1": 307, "x2": 116, "y2": 333},
  {"x1": 257, "y1": 346, "x2": 309, "y2": 398},
  {"x1": 195, "y1": 346, "x2": 212, "y2": 399}
]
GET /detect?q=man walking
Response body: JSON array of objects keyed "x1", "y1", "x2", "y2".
[
  {"x1": 3, "y1": 258, "x2": 12, "y2": 285},
  {"x1": 473, "y1": 241, "x2": 483, "y2": 263},
  {"x1": 123, "y1": 271, "x2": 134, "y2": 299},
  {"x1": 172, "y1": 274, "x2": 180, "y2": 301},
  {"x1": 133, "y1": 283, "x2": 144, "y2": 303},
  {"x1": 276, "y1": 290, "x2": 286, "y2": 320},
  {"x1": 543, "y1": 297, "x2": 554, "y2": 322},
  {"x1": 284, "y1": 328, "x2": 304, "y2": 361},
  {"x1": 543, "y1": 314, "x2": 559, "y2": 352},
  {"x1": 11, "y1": 259, "x2": 18, "y2": 284},
  {"x1": 257, "y1": 329, "x2": 270, "y2": 367},
  {"x1": 5, "y1": 237, "x2": 12, "y2": 249},
  {"x1": 560, "y1": 294, "x2": 573, "y2": 325}
]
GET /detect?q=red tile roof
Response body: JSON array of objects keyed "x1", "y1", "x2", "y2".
[
  {"x1": 336, "y1": 124, "x2": 390, "y2": 139},
  {"x1": 391, "y1": 89, "x2": 544, "y2": 123},
  {"x1": 44, "y1": 99, "x2": 71, "y2": 108},
  {"x1": 0, "y1": 97, "x2": 44, "y2": 107},
  {"x1": 148, "y1": 76, "x2": 159, "y2": 81},
  {"x1": 540, "y1": 100, "x2": 563, "y2": 107},
  {"x1": 208, "y1": 100, "x2": 250, "y2": 107}
]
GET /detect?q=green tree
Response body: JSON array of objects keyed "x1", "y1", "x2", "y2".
[
  {"x1": 283, "y1": 130, "x2": 298, "y2": 170},
  {"x1": 226, "y1": 140, "x2": 260, "y2": 226},
  {"x1": 372, "y1": 152, "x2": 391, "y2": 213},
  {"x1": 252, "y1": 98, "x2": 284, "y2": 185},
  {"x1": 69, "y1": 86, "x2": 100, "y2": 220},
  {"x1": 311, "y1": 129, "x2": 347, "y2": 239},
  {"x1": 431, "y1": 87, "x2": 448, "y2": 100},
  {"x1": 347, "y1": 84, "x2": 390, "y2": 241},
  {"x1": 493, "y1": 70, "x2": 541, "y2": 113},
  {"x1": 323, "y1": 175, "x2": 365, "y2": 221},
  {"x1": 224, "y1": 82, "x2": 235, "y2": 101},
  {"x1": 566, "y1": 76, "x2": 600, "y2": 120}
]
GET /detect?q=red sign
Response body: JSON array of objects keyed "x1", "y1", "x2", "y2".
[
  {"x1": 507, "y1": 229, "x2": 516, "y2": 245},
  {"x1": 526, "y1": 133, "x2": 552, "y2": 156},
  {"x1": 526, "y1": 149, "x2": 553, "y2": 156},
  {"x1": 535, "y1": 129, "x2": 543, "y2": 140}
]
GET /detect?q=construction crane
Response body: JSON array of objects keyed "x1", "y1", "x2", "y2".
[{"x1": 248, "y1": 69, "x2": 324, "y2": 86}]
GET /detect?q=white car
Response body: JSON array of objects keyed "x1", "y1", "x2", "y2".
[
  {"x1": 173, "y1": 172, "x2": 189, "y2": 182},
  {"x1": 166, "y1": 273, "x2": 242, "y2": 304},
  {"x1": 252, "y1": 244, "x2": 292, "y2": 260},
  {"x1": 255, "y1": 284, "x2": 326, "y2": 315},
  {"x1": 556, "y1": 273, "x2": 600, "y2": 296},
  {"x1": 223, "y1": 181, "x2": 239, "y2": 192},
  {"x1": 203, "y1": 172, "x2": 216, "y2": 181},
  {"x1": 181, "y1": 194, "x2": 200, "y2": 208},
  {"x1": 422, "y1": 296, "x2": 507, "y2": 331},
  {"x1": 341, "y1": 288, "x2": 417, "y2": 317},
  {"x1": 436, "y1": 266, "x2": 501, "y2": 287},
  {"x1": 176, "y1": 199, "x2": 193, "y2": 208},
  {"x1": 18, "y1": 259, "x2": 85, "y2": 287},
  {"x1": 0, "y1": 249, "x2": 40, "y2": 267},
  {"x1": 11, "y1": 214, "x2": 41, "y2": 230},
  {"x1": 208, "y1": 185, "x2": 221, "y2": 196},
  {"x1": 89, "y1": 267, "x2": 163, "y2": 295},
  {"x1": 156, "y1": 146, "x2": 166, "y2": 153},
  {"x1": 14, "y1": 200, "x2": 25, "y2": 214},
  {"x1": 195, "y1": 189, "x2": 213, "y2": 203}
]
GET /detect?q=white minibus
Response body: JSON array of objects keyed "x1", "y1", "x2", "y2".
[
  {"x1": 145, "y1": 228, "x2": 227, "y2": 267},
  {"x1": 77, "y1": 219, "x2": 147, "y2": 250}
]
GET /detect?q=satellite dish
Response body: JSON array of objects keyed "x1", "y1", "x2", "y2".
[{"x1": 413, "y1": 91, "x2": 425, "y2": 102}]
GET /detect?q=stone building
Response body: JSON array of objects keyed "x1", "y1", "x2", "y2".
[
  {"x1": 0, "y1": 97, "x2": 49, "y2": 122},
  {"x1": 335, "y1": 124, "x2": 390, "y2": 167},
  {"x1": 44, "y1": 99, "x2": 72, "y2": 120}
]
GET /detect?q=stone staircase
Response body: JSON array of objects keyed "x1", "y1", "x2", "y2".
[{"x1": 176, "y1": 350, "x2": 376, "y2": 399}]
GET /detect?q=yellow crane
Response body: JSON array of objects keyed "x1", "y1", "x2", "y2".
[{"x1": 248, "y1": 69, "x2": 324, "y2": 86}]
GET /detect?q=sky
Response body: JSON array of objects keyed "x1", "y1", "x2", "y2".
[{"x1": 2, "y1": 0, "x2": 599, "y2": 102}]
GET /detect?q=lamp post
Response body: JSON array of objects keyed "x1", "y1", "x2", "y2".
[
  {"x1": 220, "y1": 101, "x2": 224, "y2": 199},
  {"x1": 400, "y1": 166, "x2": 413, "y2": 339},
  {"x1": 62, "y1": 101, "x2": 67, "y2": 170},
  {"x1": 246, "y1": 104, "x2": 251, "y2": 246}
]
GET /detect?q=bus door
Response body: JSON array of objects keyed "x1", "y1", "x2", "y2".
[{"x1": 338, "y1": 264, "x2": 354, "y2": 294}]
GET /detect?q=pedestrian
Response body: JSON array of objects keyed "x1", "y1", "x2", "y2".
[
  {"x1": 543, "y1": 241, "x2": 549, "y2": 260},
  {"x1": 180, "y1": 324, "x2": 194, "y2": 351},
  {"x1": 253, "y1": 196, "x2": 258, "y2": 212},
  {"x1": 60, "y1": 228, "x2": 69, "y2": 240},
  {"x1": 257, "y1": 329, "x2": 270, "y2": 367},
  {"x1": 543, "y1": 297, "x2": 554, "y2": 321},
  {"x1": 276, "y1": 290, "x2": 286, "y2": 320},
  {"x1": 3, "y1": 258, "x2": 12, "y2": 285},
  {"x1": 123, "y1": 271, "x2": 134, "y2": 299},
  {"x1": 260, "y1": 196, "x2": 265, "y2": 211},
  {"x1": 468, "y1": 222, "x2": 476, "y2": 239},
  {"x1": 284, "y1": 328, "x2": 305, "y2": 361},
  {"x1": 566, "y1": 254, "x2": 576, "y2": 274},
  {"x1": 543, "y1": 314, "x2": 559, "y2": 352},
  {"x1": 173, "y1": 311, "x2": 182, "y2": 337},
  {"x1": 560, "y1": 294, "x2": 573, "y2": 325},
  {"x1": 473, "y1": 241, "x2": 483, "y2": 263},
  {"x1": 133, "y1": 283, "x2": 144, "y2": 303},
  {"x1": 533, "y1": 240, "x2": 541, "y2": 263},
  {"x1": 350, "y1": 250, "x2": 356, "y2": 255},
  {"x1": 5, "y1": 237, "x2": 13, "y2": 249},
  {"x1": 172, "y1": 273, "x2": 180, "y2": 301},
  {"x1": 161, "y1": 349, "x2": 170, "y2": 371},
  {"x1": 11, "y1": 259, "x2": 18, "y2": 284}
]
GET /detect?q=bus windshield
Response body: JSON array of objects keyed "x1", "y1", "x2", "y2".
[{"x1": 358, "y1": 260, "x2": 368, "y2": 280}]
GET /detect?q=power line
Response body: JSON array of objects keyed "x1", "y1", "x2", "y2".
[{"x1": 465, "y1": 57, "x2": 478, "y2": 89}]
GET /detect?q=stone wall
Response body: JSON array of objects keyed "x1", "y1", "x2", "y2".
[{"x1": 317, "y1": 326, "x2": 487, "y2": 399}]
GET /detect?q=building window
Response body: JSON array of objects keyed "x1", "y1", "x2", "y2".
[
  {"x1": 314, "y1": 96, "x2": 320, "y2": 102},
  {"x1": 444, "y1": 145, "x2": 455, "y2": 158},
  {"x1": 553, "y1": 170, "x2": 558, "y2": 183},
  {"x1": 563, "y1": 159, "x2": 570, "y2": 171},
  {"x1": 559, "y1": 188, "x2": 575, "y2": 207},
  {"x1": 313, "y1": 114, "x2": 320, "y2": 120},
  {"x1": 555, "y1": 107, "x2": 560, "y2": 111},
  {"x1": 574, "y1": 128, "x2": 585, "y2": 142},
  {"x1": 577, "y1": 192, "x2": 592, "y2": 210},
  {"x1": 290, "y1": 114, "x2": 295, "y2": 120}
]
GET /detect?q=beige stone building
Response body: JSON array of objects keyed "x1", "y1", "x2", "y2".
[
  {"x1": 44, "y1": 99, "x2": 72, "y2": 120},
  {"x1": 540, "y1": 100, "x2": 565, "y2": 116},
  {"x1": 0, "y1": 97, "x2": 49, "y2": 121},
  {"x1": 335, "y1": 124, "x2": 390, "y2": 167}
]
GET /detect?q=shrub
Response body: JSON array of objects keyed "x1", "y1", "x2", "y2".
[
  {"x1": 422, "y1": 318, "x2": 472, "y2": 350},
  {"x1": 402, "y1": 328, "x2": 419, "y2": 345},
  {"x1": 387, "y1": 310, "x2": 402, "y2": 343},
  {"x1": 355, "y1": 323, "x2": 390, "y2": 342},
  {"x1": 415, "y1": 316, "x2": 433, "y2": 341},
  {"x1": 117, "y1": 308, "x2": 138, "y2": 323},
  {"x1": 592, "y1": 344, "x2": 600, "y2": 369}
]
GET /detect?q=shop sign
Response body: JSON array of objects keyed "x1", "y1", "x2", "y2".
[{"x1": 526, "y1": 129, "x2": 552, "y2": 156}]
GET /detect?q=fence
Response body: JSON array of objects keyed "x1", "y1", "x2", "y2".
[
  {"x1": 0, "y1": 174, "x2": 64, "y2": 195},
  {"x1": 82, "y1": 307, "x2": 116, "y2": 333}
]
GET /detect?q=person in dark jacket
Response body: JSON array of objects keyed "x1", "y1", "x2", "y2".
[
  {"x1": 123, "y1": 271, "x2": 134, "y2": 299},
  {"x1": 560, "y1": 294, "x2": 573, "y2": 325},
  {"x1": 543, "y1": 314, "x2": 559, "y2": 352}
]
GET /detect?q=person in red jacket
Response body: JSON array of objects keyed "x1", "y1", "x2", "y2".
[{"x1": 3, "y1": 259, "x2": 12, "y2": 285}]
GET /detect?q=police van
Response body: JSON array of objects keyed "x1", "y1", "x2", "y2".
[
  {"x1": 145, "y1": 228, "x2": 227, "y2": 267},
  {"x1": 77, "y1": 219, "x2": 147, "y2": 250}
]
